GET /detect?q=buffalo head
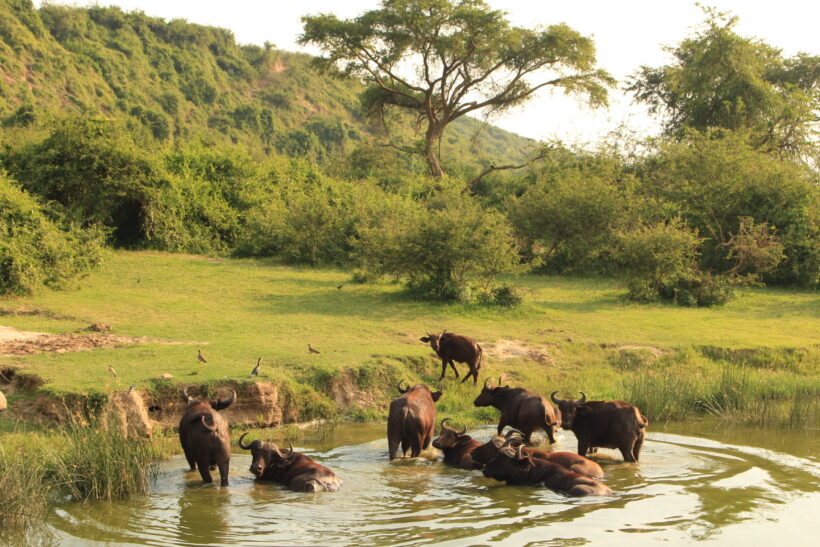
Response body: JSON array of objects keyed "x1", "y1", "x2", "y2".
[
  {"x1": 473, "y1": 376, "x2": 508, "y2": 407},
  {"x1": 482, "y1": 441, "x2": 534, "y2": 481},
  {"x1": 432, "y1": 418, "x2": 467, "y2": 450},
  {"x1": 238, "y1": 433, "x2": 294, "y2": 478},
  {"x1": 181, "y1": 386, "x2": 237, "y2": 411},
  {"x1": 396, "y1": 380, "x2": 443, "y2": 401},
  {"x1": 550, "y1": 391, "x2": 588, "y2": 429},
  {"x1": 419, "y1": 331, "x2": 446, "y2": 352},
  {"x1": 471, "y1": 429, "x2": 523, "y2": 465}
]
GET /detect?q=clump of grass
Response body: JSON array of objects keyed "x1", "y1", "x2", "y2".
[
  {"x1": 46, "y1": 415, "x2": 160, "y2": 502},
  {"x1": 0, "y1": 447, "x2": 50, "y2": 533},
  {"x1": 620, "y1": 369, "x2": 707, "y2": 422}
]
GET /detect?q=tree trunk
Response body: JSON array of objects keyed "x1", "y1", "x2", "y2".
[{"x1": 424, "y1": 123, "x2": 445, "y2": 178}]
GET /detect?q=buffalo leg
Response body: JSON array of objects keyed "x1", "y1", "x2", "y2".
[
  {"x1": 388, "y1": 438, "x2": 400, "y2": 460},
  {"x1": 545, "y1": 425, "x2": 557, "y2": 444},
  {"x1": 577, "y1": 439, "x2": 589, "y2": 457},
  {"x1": 632, "y1": 435, "x2": 644, "y2": 462},
  {"x1": 217, "y1": 459, "x2": 229, "y2": 486},
  {"x1": 196, "y1": 456, "x2": 213, "y2": 483},
  {"x1": 618, "y1": 442, "x2": 637, "y2": 462},
  {"x1": 461, "y1": 366, "x2": 477, "y2": 384},
  {"x1": 447, "y1": 360, "x2": 460, "y2": 378},
  {"x1": 180, "y1": 433, "x2": 196, "y2": 471},
  {"x1": 439, "y1": 360, "x2": 448, "y2": 381}
]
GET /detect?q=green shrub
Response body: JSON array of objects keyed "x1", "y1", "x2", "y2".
[{"x1": 0, "y1": 172, "x2": 105, "y2": 295}]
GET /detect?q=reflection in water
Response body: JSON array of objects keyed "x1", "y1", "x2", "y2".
[{"x1": 46, "y1": 423, "x2": 820, "y2": 546}]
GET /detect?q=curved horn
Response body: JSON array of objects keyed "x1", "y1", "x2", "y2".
[
  {"x1": 199, "y1": 415, "x2": 216, "y2": 431},
  {"x1": 181, "y1": 386, "x2": 194, "y2": 404},
  {"x1": 498, "y1": 376, "x2": 503, "y2": 387},
  {"x1": 397, "y1": 380, "x2": 410, "y2": 393},
  {"x1": 483, "y1": 376, "x2": 494, "y2": 389},
  {"x1": 550, "y1": 390, "x2": 561, "y2": 404},
  {"x1": 441, "y1": 417, "x2": 452, "y2": 430},
  {"x1": 504, "y1": 429, "x2": 524, "y2": 439},
  {"x1": 221, "y1": 388, "x2": 237, "y2": 407},
  {"x1": 238, "y1": 432, "x2": 253, "y2": 450},
  {"x1": 458, "y1": 423, "x2": 467, "y2": 435},
  {"x1": 284, "y1": 441, "x2": 294, "y2": 460},
  {"x1": 515, "y1": 444, "x2": 525, "y2": 460},
  {"x1": 577, "y1": 391, "x2": 587, "y2": 404}
]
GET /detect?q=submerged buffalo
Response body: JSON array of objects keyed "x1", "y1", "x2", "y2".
[
  {"x1": 483, "y1": 442, "x2": 613, "y2": 497},
  {"x1": 178, "y1": 386, "x2": 236, "y2": 486},
  {"x1": 431, "y1": 418, "x2": 482, "y2": 470},
  {"x1": 420, "y1": 331, "x2": 483, "y2": 384},
  {"x1": 473, "y1": 377, "x2": 560, "y2": 444},
  {"x1": 551, "y1": 392, "x2": 648, "y2": 462},
  {"x1": 238, "y1": 433, "x2": 342, "y2": 492},
  {"x1": 471, "y1": 431, "x2": 604, "y2": 478},
  {"x1": 387, "y1": 381, "x2": 443, "y2": 460}
]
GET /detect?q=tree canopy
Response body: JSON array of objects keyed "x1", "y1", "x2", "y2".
[
  {"x1": 628, "y1": 7, "x2": 819, "y2": 160},
  {"x1": 300, "y1": 0, "x2": 613, "y2": 178}
]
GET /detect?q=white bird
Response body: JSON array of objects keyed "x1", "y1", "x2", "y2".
[
  {"x1": 198, "y1": 350, "x2": 208, "y2": 364},
  {"x1": 250, "y1": 357, "x2": 261, "y2": 377}
]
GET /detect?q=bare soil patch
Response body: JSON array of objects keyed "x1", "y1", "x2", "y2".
[
  {"x1": 484, "y1": 339, "x2": 555, "y2": 365},
  {"x1": 0, "y1": 325, "x2": 164, "y2": 356}
]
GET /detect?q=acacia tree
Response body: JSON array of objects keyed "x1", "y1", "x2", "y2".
[
  {"x1": 300, "y1": 0, "x2": 613, "y2": 178},
  {"x1": 627, "y1": 8, "x2": 819, "y2": 160}
]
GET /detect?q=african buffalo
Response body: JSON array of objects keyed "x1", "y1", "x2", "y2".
[
  {"x1": 238, "y1": 433, "x2": 342, "y2": 492},
  {"x1": 178, "y1": 386, "x2": 236, "y2": 486},
  {"x1": 471, "y1": 431, "x2": 604, "y2": 478},
  {"x1": 551, "y1": 391, "x2": 648, "y2": 462},
  {"x1": 473, "y1": 377, "x2": 560, "y2": 444},
  {"x1": 420, "y1": 331, "x2": 483, "y2": 384},
  {"x1": 483, "y1": 443, "x2": 613, "y2": 497},
  {"x1": 431, "y1": 418, "x2": 482, "y2": 470},
  {"x1": 387, "y1": 381, "x2": 442, "y2": 460}
]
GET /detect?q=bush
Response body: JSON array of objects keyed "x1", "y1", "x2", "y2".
[
  {"x1": 356, "y1": 194, "x2": 523, "y2": 302},
  {"x1": 0, "y1": 172, "x2": 105, "y2": 295}
]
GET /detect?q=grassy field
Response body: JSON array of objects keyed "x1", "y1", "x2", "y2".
[{"x1": 0, "y1": 251, "x2": 818, "y2": 426}]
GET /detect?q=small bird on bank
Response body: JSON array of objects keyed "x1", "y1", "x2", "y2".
[
  {"x1": 198, "y1": 350, "x2": 207, "y2": 364},
  {"x1": 308, "y1": 344, "x2": 320, "y2": 354},
  {"x1": 108, "y1": 365, "x2": 117, "y2": 378},
  {"x1": 128, "y1": 384, "x2": 135, "y2": 393},
  {"x1": 250, "y1": 357, "x2": 261, "y2": 377},
  {"x1": 336, "y1": 284, "x2": 344, "y2": 290}
]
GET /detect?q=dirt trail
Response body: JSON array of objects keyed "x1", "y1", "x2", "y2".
[{"x1": 0, "y1": 324, "x2": 173, "y2": 356}]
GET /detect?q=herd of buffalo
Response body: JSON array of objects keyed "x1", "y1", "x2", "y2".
[{"x1": 177, "y1": 332, "x2": 647, "y2": 497}]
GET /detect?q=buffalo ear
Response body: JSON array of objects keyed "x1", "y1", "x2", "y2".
[
  {"x1": 431, "y1": 391, "x2": 443, "y2": 402},
  {"x1": 420, "y1": 336, "x2": 430, "y2": 342}
]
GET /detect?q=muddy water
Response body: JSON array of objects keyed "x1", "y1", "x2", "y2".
[{"x1": 45, "y1": 422, "x2": 820, "y2": 546}]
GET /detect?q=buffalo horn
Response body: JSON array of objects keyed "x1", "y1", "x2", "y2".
[
  {"x1": 550, "y1": 390, "x2": 561, "y2": 404},
  {"x1": 181, "y1": 386, "x2": 194, "y2": 404},
  {"x1": 441, "y1": 417, "x2": 452, "y2": 430},
  {"x1": 483, "y1": 377, "x2": 493, "y2": 389},
  {"x1": 515, "y1": 444, "x2": 525, "y2": 460},
  {"x1": 220, "y1": 388, "x2": 237, "y2": 407},
  {"x1": 199, "y1": 415, "x2": 216, "y2": 431},
  {"x1": 577, "y1": 391, "x2": 587, "y2": 404},
  {"x1": 285, "y1": 441, "x2": 294, "y2": 460},
  {"x1": 238, "y1": 432, "x2": 253, "y2": 450},
  {"x1": 504, "y1": 429, "x2": 524, "y2": 439},
  {"x1": 397, "y1": 380, "x2": 410, "y2": 393},
  {"x1": 458, "y1": 423, "x2": 467, "y2": 435}
]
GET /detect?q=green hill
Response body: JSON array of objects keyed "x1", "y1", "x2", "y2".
[{"x1": 0, "y1": 0, "x2": 535, "y2": 167}]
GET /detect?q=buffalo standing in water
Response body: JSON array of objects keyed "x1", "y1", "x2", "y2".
[
  {"x1": 238, "y1": 433, "x2": 342, "y2": 492},
  {"x1": 473, "y1": 377, "x2": 560, "y2": 444},
  {"x1": 420, "y1": 331, "x2": 483, "y2": 384},
  {"x1": 551, "y1": 391, "x2": 648, "y2": 462},
  {"x1": 387, "y1": 381, "x2": 443, "y2": 459},
  {"x1": 178, "y1": 386, "x2": 236, "y2": 486}
]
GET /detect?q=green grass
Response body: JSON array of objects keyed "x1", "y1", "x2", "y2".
[{"x1": 0, "y1": 251, "x2": 817, "y2": 425}]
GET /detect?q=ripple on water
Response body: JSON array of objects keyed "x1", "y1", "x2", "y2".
[{"x1": 46, "y1": 426, "x2": 820, "y2": 546}]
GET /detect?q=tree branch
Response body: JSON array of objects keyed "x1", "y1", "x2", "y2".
[{"x1": 461, "y1": 151, "x2": 549, "y2": 194}]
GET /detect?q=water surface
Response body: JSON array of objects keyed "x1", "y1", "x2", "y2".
[{"x1": 46, "y1": 422, "x2": 820, "y2": 546}]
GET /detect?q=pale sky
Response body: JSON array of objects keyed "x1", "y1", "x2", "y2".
[{"x1": 35, "y1": 0, "x2": 820, "y2": 145}]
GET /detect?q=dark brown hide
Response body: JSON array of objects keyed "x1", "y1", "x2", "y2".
[
  {"x1": 473, "y1": 379, "x2": 560, "y2": 443},
  {"x1": 387, "y1": 382, "x2": 442, "y2": 460},
  {"x1": 238, "y1": 434, "x2": 342, "y2": 492},
  {"x1": 551, "y1": 392, "x2": 648, "y2": 462},
  {"x1": 471, "y1": 433, "x2": 604, "y2": 478},
  {"x1": 431, "y1": 419, "x2": 482, "y2": 470},
  {"x1": 420, "y1": 332, "x2": 483, "y2": 384},
  {"x1": 483, "y1": 445, "x2": 612, "y2": 497},
  {"x1": 178, "y1": 387, "x2": 236, "y2": 486}
]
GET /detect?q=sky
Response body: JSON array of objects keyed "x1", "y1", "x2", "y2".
[{"x1": 34, "y1": 0, "x2": 820, "y2": 144}]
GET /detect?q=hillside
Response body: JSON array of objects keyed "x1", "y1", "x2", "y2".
[{"x1": 0, "y1": 0, "x2": 535, "y2": 167}]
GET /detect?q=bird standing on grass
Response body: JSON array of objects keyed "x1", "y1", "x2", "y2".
[
  {"x1": 308, "y1": 344, "x2": 320, "y2": 354},
  {"x1": 108, "y1": 365, "x2": 117, "y2": 378},
  {"x1": 336, "y1": 284, "x2": 344, "y2": 290},
  {"x1": 128, "y1": 384, "x2": 135, "y2": 393},
  {"x1": 198, "y1": 350, "x2": 208, "y2": 364},
  {"x1": 250, "y1": 357, "x2": 261, "y2": 377}
]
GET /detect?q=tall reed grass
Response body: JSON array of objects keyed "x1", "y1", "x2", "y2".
[{"x1": 0, "y1": 446, "x2": 50, "y2": 532}]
